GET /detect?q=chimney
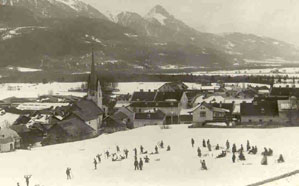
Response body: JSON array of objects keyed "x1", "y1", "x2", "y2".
[
  {"x1": 148, "y1": 89, "x2": 151, "y2": 92},
  {"x1": 220, "y1": 101, "x2": 222, "y2": 108},
  {"x1": 140, "y1": 89, "x2": 144, "y2": 92}
]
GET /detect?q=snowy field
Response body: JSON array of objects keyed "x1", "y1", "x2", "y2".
[
  {"x1": 0, "y1": 82, "x2": 86, "y2": 100},
  {"x1": 2, "y1": 125, "x2": 299, "y2": 186},
  {"x1": 115, "y1": 82, "x2": 213, "y2": 95},
  {"x1": 166, "y1": 67, "x2": 299, "y2": 77}
]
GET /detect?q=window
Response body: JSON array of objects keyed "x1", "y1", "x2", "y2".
[
  {"x1": 200, "y1": 111, "x2": 206, "y2": 117},
  {"x1": 259, "y1": 119, "x2": 263, "y2": 122},
  {"x1": 269, "y1": 119, "x2": 273, "y2": 123},
  {"x1": 249, "y1": 119, "x2": 252, "y2": 123}
]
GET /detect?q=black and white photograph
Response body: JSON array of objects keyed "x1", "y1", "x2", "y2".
[{"x1": 0, "y1": 0, "x2": 299, "y2": 185}]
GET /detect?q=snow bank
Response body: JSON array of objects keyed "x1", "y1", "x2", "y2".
[{"x1": 1, "y1": 125, "x2": 299, "y2": 186}]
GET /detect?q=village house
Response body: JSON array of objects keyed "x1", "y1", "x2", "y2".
[
  {"x1": 129, "y1": 90, "x2": 188, "y2": 124},
  {"x1": 192, "y1": 94, "x2": 225, "y2": 107},
  {"x1": 0, "y1": 128, "x2": 21, "y2": 152},
  {"x1": 158, "y1": 82, "x2": 188, "y2": 92},
  {"x1": 191, "y1": 102, "x2": 235, "y2": 125},
  {"x1": 277, "y1": 96, "x2": 299, "y2": 125},
  {"x1": 101, "y1": 116, "x2": 127, "y2": 133},
  {"x1": 271, "y1": 87, "x2": 299, "y2": 97},
  {"x1": 240, "y1": 100, "x2": 281, "y2": 125},
  {"x1": 112, "y1": 107, "x2": 135, "y2": 129},
  {"x1": 134, "y1": 110, "x2": 166, "y2": 127},
  {"x1": 42, "y1": 117, "x2": 96, "y2": 145}
]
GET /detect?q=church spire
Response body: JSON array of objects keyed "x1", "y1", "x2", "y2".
[{"x1": 88, "y1": 47, "x2": 97, "y2": 92}]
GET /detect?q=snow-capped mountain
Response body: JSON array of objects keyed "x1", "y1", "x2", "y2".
[
  {"x1": 0, "y1": 0, "x2": 108, "y2": 19},
  {"x1": 1, "y1": 3, "x2": 299, "y2": 71},
  {"x1": 117, "y1": 5, "x2": 299, "y2": 64}
]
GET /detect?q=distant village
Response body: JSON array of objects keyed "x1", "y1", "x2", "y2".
[{"x1": 0, "y1": 51, "x2": 299, "y2": 153}]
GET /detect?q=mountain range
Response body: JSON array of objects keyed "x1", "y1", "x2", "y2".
[{"x1": 1, "y1": 0, "x2": 299, "y2": 72}]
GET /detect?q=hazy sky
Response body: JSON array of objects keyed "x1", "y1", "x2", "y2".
[{"x1": 84, "y1": 0, "x2": 299, "y2": 45}]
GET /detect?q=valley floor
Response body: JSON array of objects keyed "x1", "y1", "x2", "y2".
[{"x1": 1, "y1": 125, "x2": 299, "y2": 186}]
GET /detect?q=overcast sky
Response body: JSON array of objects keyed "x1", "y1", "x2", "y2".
[{"x1": 84, "y1": 0, "x2": 299, "y2": 45}]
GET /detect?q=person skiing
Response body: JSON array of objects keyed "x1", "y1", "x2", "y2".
[
  {"x1": 116, "y1": 146, "x2": 120, "y2": 152},
  {"x1": 191, "y1": 138, "x2": 195, "y2": 147},
  {"x1": 232, "y1": 153, "x2": 236, "y2": 163},
  {"x1": 207, "y1": 139, "x2": 210, "y2": 146},
  {"x1": 201, "y1": 160, "x2": 207, "y2": 170},
  {"x1": 17, "y1": 182, "x2": 20, "y2": 186},
  {"x1": 24, "y1": 175, "x2": 31, "y2": 186},
  {"x1": 238, "y1": 144, "x2": 244, "y2": 153},
  {"x1": 134, "y1": 158, "x2": 139, "y2": 170},
  {"x1": 140, "y1": 145, "x2": 144, "y2": 154},
  {"x1": 105, "y1": 151, "x2": 110, "y2": 159},
  {"x1": 216, "y1": 151, "x2": 226, "y2": 158},
  {"x1": 124, "y1": 149, "x2": 129, "y2": 159},
  {"x1": 197, "y1": 147, "x2": 201, "y2": 157},
  {"x1": 97, "y1": 154, "x2": 101, "y2": 163},
  {"x1": 94, "y1": 158, "x2": 97, "y2": 170},
  {"x1": 144, "y1": 155, "x2": 150, "y2": 163},
  {"x1": 155, "y1": 146, "x2": 159, "y2": 154},
  {"x1": 232, "y1": 144, "x2": 236, "y2": 154},
  {"x1": 268, "y1": 148, "x2": 273, "y2": 156},
  {"x1": 215, "y1": 144, "x2": 220, "y2": 150},
  {"x1": 239, "y1": 151, "x2": 246, "y2": 161},
  {"x1": 134, "y1": 148, "x2": 137, "y2": 157},
  {"x1": 277, "y1": 154, "x2": 285, "y2": 163},
  {"x1": 246, "y1": 140, "x2": 250, "y2": 151},
  {"x1": 207, "y1": 142, "x2": 211, "y2": 152},
  {"x1": 139, "y1": 158, "x2": 144, "y2": 171},
  {"x1": 203, "y1": 139, "x2": 206, "y2": 148},
  {"x1": 167, "y1": 145, "x2": 171, "y2": 151},
  {"x1": 226, "y1": 140, "x2": 230, "y2": 150},
  {"x1": 66, "y1": 168, "x2": 71, "y2": 180},
  {"x1": 261, "y1": 154, "x2": 268, "y2": 165},
  {"x1": 160, "y1": 140, "x2": 164, "y2": 148},
  {"x1": 262, "y1": 147, "x2": 268, "y2": 156}
]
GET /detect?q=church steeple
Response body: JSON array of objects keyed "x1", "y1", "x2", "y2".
[
  {"x1": 87, "y1": 48, "x2": 102, "y2": 109},
  {"x1": 88, "y1": 47, "x2": 97, "y2": 92}
]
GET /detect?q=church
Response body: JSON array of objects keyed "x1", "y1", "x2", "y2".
[{"x1": 42, "y1": 49, "x2": 104, "y2": 145}]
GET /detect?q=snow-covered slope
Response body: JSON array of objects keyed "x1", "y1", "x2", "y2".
[
  {"x1": 0, "y1": 0, "x2": 108, "y2": 19},
  {"x1": 1, "y1": 125, "x2": 299, "y2": 186}
]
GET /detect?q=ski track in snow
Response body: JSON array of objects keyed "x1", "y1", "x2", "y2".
[{"x1": 1, "y1": 125, "x2": 299, "y2": 186}]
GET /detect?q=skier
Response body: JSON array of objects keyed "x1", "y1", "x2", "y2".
[
  {"x1": 261, "y1": 154, "x2": 268, "y2": 165},
  {"x1": 191, "y1": 138, "x2": 195, "y2": 147},
  {"x1": 197, "y1": 147, "x2": 201, "y2": 157},
  {"x1": 215, "y1": 144, "x2": 220, "y2": 150},
  {"x1": 232, "y1": 144, "x2": 236, "y2": 154},
  {"x1": 96, "y1": 154, "x2": 101, "y2": 163},
  {"x1": 167, "y1": 145, "x2": 171, "y2": 151},
  {"x1": 232, "y1": 153, "x2": 236, "y2": 163},
  {"x1": 201, "y1": 160, "x2": 207, "y2": 170},
  {"x1": 134, "y1": 148, "x2": 137, "y2": 157},
  {"x1": 139, "y1": 158, "x2": 144, "y2": 171},
  {"x1": 140, "y1": 145, "x2": 144, "y2": 154},
  {"x1": 94, "y1": 158, "x2": 97, "y2": 170},
  {"x1": 277, "y1": 154, "x2": 285, "y2": 163},
  {"x1": 116, "y1": 146, "x2": 120, "y2": 152},
  {"x1": 226, "y1": 140, "x2": 230, "y2": 150},
  {"x1": 238, "y1": 144, "x2": 244, "y2": 153},
  {"x1": 203, "y1": 139, "x2": 206, "y2": 148},
  {"x1": 124, "y1": 149, "x2": 129, "y2": 159},
  {"x1": 239, "y1": 151, "x2": 246, "y2": 161},
  {"x1": 105, "y1": 151, "x2": 110, "y2": 159},
  {"x1": 160, "y1": 140, "x2": 164, "y2": 148},
  {"x1": 155, "y1": 146, "x2": 159, "y2": 154},
  {"x1": 268, "y1": 148, "x2": 273, "y2": 156},
  {"x1": 216, "y1": 151, "x2": 226, "y2": 158},
  {"x1": 144, "y1": 155, "x2": 150, "y2": 163},
  {"x1": 17, "y1": 183, "x2": 20, "y2": 186},
  {"x1": 207, "y1": 139, "x2": 210, "y2": 146},
  {"x1": 66, "y1": 168, "x2": 72, "y2": 180},
  {"x1": 246, "y1": 140, "x2": 250, "y2": 151},
  {"x1": 24, "y1": 175, "x2": 31, "y2": 186},
  {"x1": 134, "y1": 158, "x2": 139, "y2": 170},
  {"x1": 207, "y1": 142, "x2": 211, "y2": 152}
]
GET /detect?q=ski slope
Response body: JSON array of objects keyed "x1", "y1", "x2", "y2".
[{"x1": 1, "y1": 125, "x2": 299, "y2": 186}]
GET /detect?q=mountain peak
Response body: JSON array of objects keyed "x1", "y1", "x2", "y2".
[{"x1": 145, "y1": 5, "x2": 171, "y2": 25}]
